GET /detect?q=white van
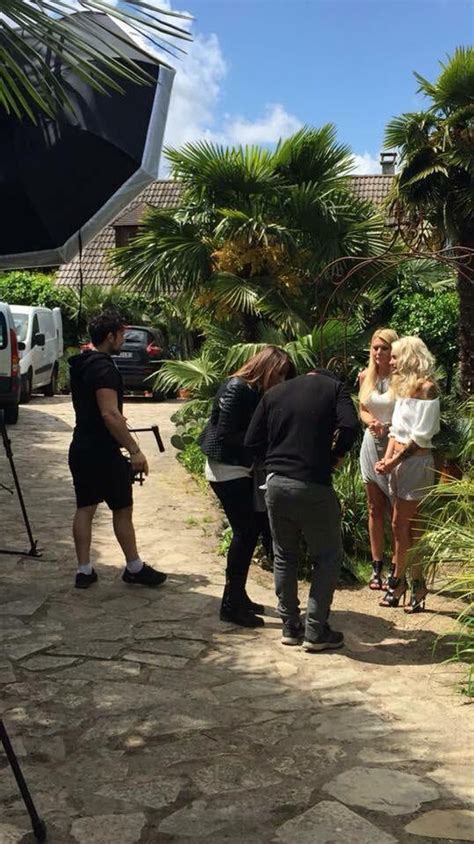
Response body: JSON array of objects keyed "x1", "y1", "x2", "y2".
[
  {"x1": 0, "y1": 301, "x2": 21, "y2": 424},
  {"x1": 10, "y1": 306, "x2": 63, "y2": 403}
]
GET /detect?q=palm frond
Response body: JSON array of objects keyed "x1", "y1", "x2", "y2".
[
  {"x1": 112, "y1": 210, "x2": 212, "y2": 296},
  {"x1": 165, "y1": 141, "x2": 280, "y2": 208},
  {"x1": 209, "y1": 272, "x2": 263, "y2": 315},
  {"x1": 273, "y1": 124, "x2": 353, "y2": 187},
  {"x1": 223, "y1": 343, "x2": 268, "y2": 373},
  {"x1": 416, "y1": 46, "x2": 474, "y2": 113},
  {"x1": 215, "y1": 208, "x2": 297, "y2": 252},
  {"x1": 155, "y1": 351, "x2": 221, "y2": 396},
  {"x1": 0, "y1": 0, "x2": 191, "y2": 120}
]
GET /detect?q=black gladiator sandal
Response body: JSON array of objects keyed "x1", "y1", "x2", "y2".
[
  {"x1": 379, "y1": 575, "x2": 407, "y2": 608},
  {"x1": 405, "y1": 579, "x2": 428, "y2": 614},
  {"x1": 382, "y1": 562, "x2": 395, "y2": 590},
  {"x1": 369, "y1": 561, "x2": 383, "y2": 590}
]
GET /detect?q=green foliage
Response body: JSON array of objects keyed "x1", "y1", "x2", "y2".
[
  {"x1": 384, "y1": 47, "x2": 474, "y2": 392},
  {"x1": 0, "y1": 0, "x2": 190, "y2": 122},
  {"x1": 418, "y1": 467, "x2": 474, "y2": 696},
  {"x1": 113, "y1": 126, "x2": 388, "y2": 343},
  {"x1": 170, "y1": 400, "x2": 211, "y2": 483},
  {"x1": 177, "y1": 441, "x2": 206, "y2": 481},
  {"x1": 391, "y1": 289, "x2": 459, "y2": 380},
  {"x1": 58, "y1": 346, "x2": 80, "y2": 393},
  {"x1": 0, "y1": 270, "x2": 78, "y2": 345},
  {"x1": 333, "y1": 448, "x2": 370, "y2": 562}
]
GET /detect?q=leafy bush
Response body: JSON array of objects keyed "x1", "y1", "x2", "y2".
[
  {"x1": 0, "y1": 271, "x2": 78, "y2": 345},
  {"x1": 58, "y1": 346, "x2": 81, "y2": 393},
  {"x1": 391, "y1": 289, "x2": 459, "y2": 390},
  {"x1": 418, "y1": 468, "x2": 474, "y2": 696}
]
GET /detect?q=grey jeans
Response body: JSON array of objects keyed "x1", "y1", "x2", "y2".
[{"x1": 265, "y1": 474, "x2": 343, "y2": 638}]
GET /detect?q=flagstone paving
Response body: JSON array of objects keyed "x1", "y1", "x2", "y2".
[{"x1": 0, "y1": 396, "x2": 473, "y2": 843}]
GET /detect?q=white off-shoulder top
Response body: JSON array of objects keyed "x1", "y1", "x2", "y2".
[{"x1": 389, "y1": 397, "x2": 440, "y2": 449}]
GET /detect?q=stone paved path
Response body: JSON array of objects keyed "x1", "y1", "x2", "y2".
[{"x1": 0, "y1": 397, "x2": 473, "y2": 843}]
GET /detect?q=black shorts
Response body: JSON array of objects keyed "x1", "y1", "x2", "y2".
[{"x1": 69, "y1": 443, "x2": 133, "y2": 511}]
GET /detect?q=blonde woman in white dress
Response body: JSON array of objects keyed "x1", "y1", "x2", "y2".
[
  {"x1": 375, "y1": 336, "x2": 440, "y2": 612},
  {"x1": 359, "y1": 329, "x2": 398, "y2": 589}
]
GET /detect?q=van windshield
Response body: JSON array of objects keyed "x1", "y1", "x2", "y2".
[{"x1": 12, "y1": 313, "x2": 29, "y2": 342}]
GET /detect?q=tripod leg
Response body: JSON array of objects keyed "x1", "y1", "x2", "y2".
[
  {"x1": 0, "y1": 413, "x2": 40, "y2": 556},
  {"x1": 0, "y1": 720, "x2": 47, "y2": 841}
]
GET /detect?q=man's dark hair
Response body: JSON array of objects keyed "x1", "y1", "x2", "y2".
[{"x1": 88, "y1": 311, "x2": 125, "y2": 346}]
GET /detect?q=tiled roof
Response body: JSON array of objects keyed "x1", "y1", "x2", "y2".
[
  {"x1": 349, "y1": 174, "x2": 394, "y2": 206},
  {"x1": 56, "y1": 181, "x2": 183, "y2": 288},
  {"x1": 56, "y1": 175, "x2": 394, "y2": 288}
]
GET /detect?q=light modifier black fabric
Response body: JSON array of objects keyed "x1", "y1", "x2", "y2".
[{"x1": 0, "y1": 13, "x2": 174, "y2": 268}]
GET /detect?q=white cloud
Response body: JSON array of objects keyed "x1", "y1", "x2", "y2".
[
  {"x1": 351, "y1": 152, "x2": 380, "y2": 175},
  {"x1": 162, "y1": 32, "x2": 227, "y2": 151},
  {"x1": 224, "y1": 104, "x2": 302, "y2": 146}
]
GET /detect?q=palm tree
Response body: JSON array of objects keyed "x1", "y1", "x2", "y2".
[
  {"x1": 112, "y1": 126, "x2": 388, "y2": 365},
  {"x1": 0, "y1": 0, "x2": 190, "y2": 121},
  {"x1": 385, "y1": 47, "x2": 474, "y2": 393}
]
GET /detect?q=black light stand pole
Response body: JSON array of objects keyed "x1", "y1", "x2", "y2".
[
  {"x1": 0, "y1": 410, "x2": 41, "y2": 558},
  {"x1": 0, "y1": 720, "x2": 47, "y2": 841}
]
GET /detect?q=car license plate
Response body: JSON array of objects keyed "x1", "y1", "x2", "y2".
[{"x1": 119, "y1": 352, "x2": 133, "y2": 358}]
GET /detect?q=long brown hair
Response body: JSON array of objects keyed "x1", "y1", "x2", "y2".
[{"x1": 231, "y1": 346, "x2": 295, "y2": 392}]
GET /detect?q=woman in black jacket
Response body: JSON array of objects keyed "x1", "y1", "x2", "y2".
[{"x1": 199, "y1": 347, "x2": 294, "y2": 628}]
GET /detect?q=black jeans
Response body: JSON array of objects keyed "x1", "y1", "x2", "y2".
[{"x1": 210, "y1": 477, "x2": 264, "y2": 606}]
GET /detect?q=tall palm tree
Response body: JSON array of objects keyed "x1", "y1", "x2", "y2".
[
  {"x1": 385, "y1": 47, "x2": 474, "y2": 393},
  {"x1": 0, "y1": 0, "x2": 191, "y2": 121},
  {"x1": 112, "y1": 126, "x2": 388, "y2": 354}
]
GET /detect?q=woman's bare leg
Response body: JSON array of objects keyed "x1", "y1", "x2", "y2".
[{"x1": 365, "y1": 481, "x2": 389, "y2": 561}]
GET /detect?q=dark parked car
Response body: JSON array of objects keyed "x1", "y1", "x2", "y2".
[{"x1": 111, "y1": 326, "x2": 167, "y2": 399}]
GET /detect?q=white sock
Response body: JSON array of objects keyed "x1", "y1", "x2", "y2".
[
  {"x1": 126, "y1": 557, "x2": 144, "y2": 574},
  {"x1": 78, "y1": 563, "x2": 93, "y2": 575}
]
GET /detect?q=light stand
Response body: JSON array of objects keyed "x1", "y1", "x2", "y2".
[
  {"x1": 0, "y1": 410, "x2": 41, "y2": 558},
  {"x1": 0, "y1": 721, "x2": 47, "y2": 840}
]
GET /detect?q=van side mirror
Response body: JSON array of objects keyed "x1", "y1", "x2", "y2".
[
  {"x1": 33, "y1": 332, "x2": 45, "y2": 347},
  {"x1": 18, "y1": 341, "x2": 26, "y2": 351}
]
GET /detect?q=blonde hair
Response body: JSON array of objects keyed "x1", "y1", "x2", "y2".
[
  {"x1": 359, "y1": 328, "x2": 399, "y2": 403},
  {"x1": 231, "y1": 346, "x2": 295, "y2": 392},
  {"x1": 391, "y1": 336, "x2": 438, "y2": 398}
]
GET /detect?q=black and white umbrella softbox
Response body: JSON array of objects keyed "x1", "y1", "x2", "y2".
[{"x1": 0, "y1": 12, "x2": 175, "y2": 268}]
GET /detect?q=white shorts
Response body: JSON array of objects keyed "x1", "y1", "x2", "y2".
[{"x1": 388, "y1": 454, "x2": 434, "y2": 501}]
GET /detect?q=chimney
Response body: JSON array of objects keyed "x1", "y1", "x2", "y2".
[{"x1": 380, "y1": 152, "x2": 397, "y2": 175}]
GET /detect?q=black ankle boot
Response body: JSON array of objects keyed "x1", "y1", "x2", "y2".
[
  {"x1": 220, "y1": 586, "x2": 264, "y2": 628},
  {"x1": 220, "y1": 604, "x2": 265, "y2": 628},
  {"x1": 243, "y1": 592, "x2": 265, "y2": 615}
]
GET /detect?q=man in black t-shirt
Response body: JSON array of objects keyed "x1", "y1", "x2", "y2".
[{"x1": 68, "y1": 311, "x2": 166, "y2": 590}]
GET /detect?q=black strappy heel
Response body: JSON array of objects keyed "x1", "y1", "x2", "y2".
[
  {"x1": 405, "y1": 579, "x2": 428, "y2": 614},
  {"x1": 369, "y1": 561, "x2": 383, "y2": 590},
  {"x1": 379, "y1": 575, "x2": 407, "y2": 608}
]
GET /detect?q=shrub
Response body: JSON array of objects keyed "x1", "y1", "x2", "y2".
[
  {"x1": 58, "y1": 346, "x2": 81, "y2": 393},
  {"x1": 391, "y1": 289, "x2": 459, "y2": 390},
  {"x1": 418, "y1": 468, "x2": 474, "y2": 696},
  {"x1": 0, "y1": 270, "x2": 78, "y2": 346}
]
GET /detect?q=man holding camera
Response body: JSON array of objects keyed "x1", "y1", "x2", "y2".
[{"x1": 68, "y1": 311, "x2": 166, "y2": 589}]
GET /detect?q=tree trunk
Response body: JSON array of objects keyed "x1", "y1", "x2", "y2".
[{"x1": 457, "y1": 235, "x2": 474, "y2": 395}]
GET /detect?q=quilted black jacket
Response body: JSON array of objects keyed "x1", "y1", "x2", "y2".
[{"x1": 198, "y1": 377, "x2": 261, "y2": 467}]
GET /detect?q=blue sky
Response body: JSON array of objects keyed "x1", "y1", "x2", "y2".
[{"x1": 162, "y1": 0, "x2": 473, "y2": 172}]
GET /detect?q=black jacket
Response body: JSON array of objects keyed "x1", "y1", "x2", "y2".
[
  {"x1": 245, "y1": 372, "x2": 360, "y2": 485},
  {"x1": 199, "y1": 377, "x2": 261, "y2": 467}
]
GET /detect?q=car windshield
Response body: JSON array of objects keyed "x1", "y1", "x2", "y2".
[
  {"x1": 12, "y1": 313, "x2": 29, "y2": 342},
  {"x1": 124, "y1": 329, "x2": 148, "y2": 344}
]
